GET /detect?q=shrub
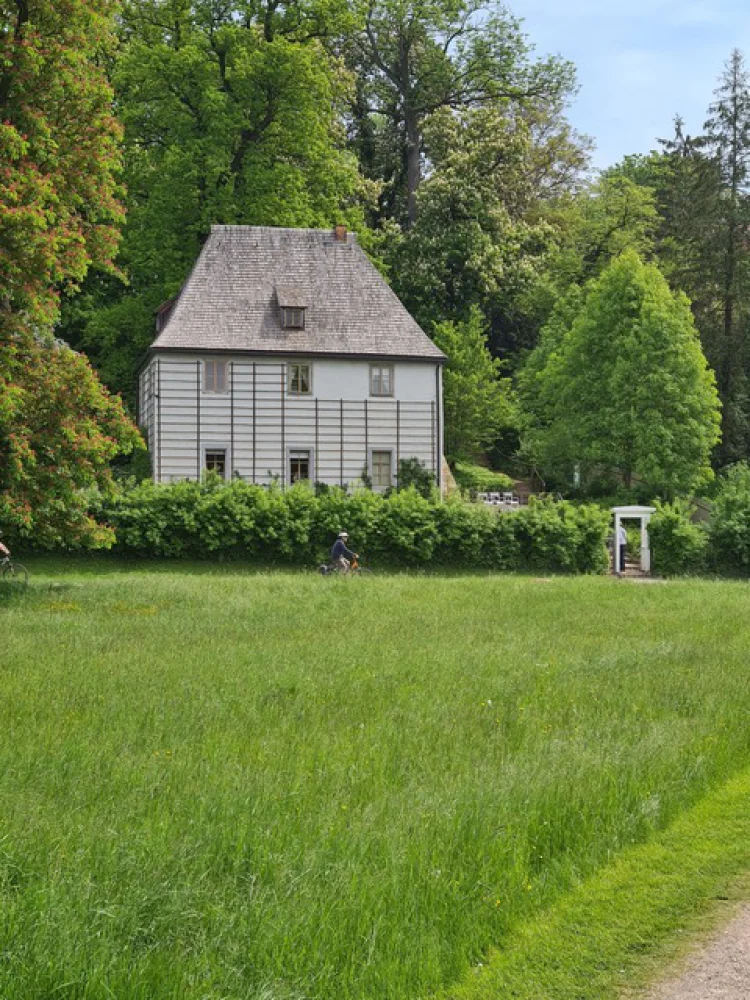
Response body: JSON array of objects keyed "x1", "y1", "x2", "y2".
[
  {"x1": 432, "y1": 498, "x2": 497, "y2": 567},
  {"x1": 396, "y1": 457, "x2": 436, "y2": 499},
  {"x1": 452, "y1": 462, "x2": 514, "y2": 494},
  {"x1": 648, "y1": 500, "x2": 707, "y2": 576},
  {"x1": 376, "y1": 488, "x2": 439, "y2": 565},
  {"x1": 97, "y1": 479, "x2": 610, "y2": 573},
  {"x1": 708, "y1": 463, "x2": 750, "y2": 573},
  {"x1": 513, "y1": 499, "x2": 610, "y2": 574},
  {"x1": 311, "y1": 487, "x2": 385, "y2": 558}
]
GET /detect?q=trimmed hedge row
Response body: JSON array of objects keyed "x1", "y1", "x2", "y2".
[
  {"x1": 452, "y1": 462, "x2": 514, "y2": 494},
  {"x1": 647, "y1": 467, "x2": 750, "y2": 576},
  {"x1": 647, "y1": 500, "x2": 708, "y2": 576},
  {"x1": 95, "y1": 479, "x2": 611, "y2": 573}
]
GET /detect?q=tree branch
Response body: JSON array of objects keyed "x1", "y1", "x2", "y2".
[{"x1": 0, "y1": 0, "x2": 29, "y2": 110}]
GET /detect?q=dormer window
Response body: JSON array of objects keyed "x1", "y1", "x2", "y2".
[
  {"x1": 281, "y1": 307, "x2": 305, "y2": 329},
  {"x1": 276, "y1": 284, "x2": 308, "y2": 330}
]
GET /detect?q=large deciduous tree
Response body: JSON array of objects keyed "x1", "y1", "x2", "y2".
[
  {"x1": 0, "y1": 0, "x2": 141, "y2": 548},
  {"x1": 0, "y1": 0, "x2": 123, "y2": 326},
  {"x1": 350, "y1": 0, "x2": 576, "y2": 226},
  {"x1": 523, "y1": 252, "x2": 721, "y2": 497},
  {"x1": 62, "y1": 0, "x2": 370, "y2": 398},
  {"x1": 388, "y1": 99, "x2": 589, "y2": 354}
]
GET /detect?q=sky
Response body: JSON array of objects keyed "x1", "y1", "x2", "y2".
[{"x1": 510, "y1": 0, "x2": 750, "y2": 169}]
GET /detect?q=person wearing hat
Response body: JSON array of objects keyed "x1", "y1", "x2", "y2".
[{"x1": 330, "y1": 531, "x2": 357, "y2": 574}]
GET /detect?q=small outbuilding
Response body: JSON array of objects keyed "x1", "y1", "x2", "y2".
[{"x1": 611, "y1": 505, "x2": 656, "y2": 574}]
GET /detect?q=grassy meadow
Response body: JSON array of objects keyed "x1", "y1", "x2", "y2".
[{"x1": 2, "y1": 562, "x2": 750, "y2": 999}]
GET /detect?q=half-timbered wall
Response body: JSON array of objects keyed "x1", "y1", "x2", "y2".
[{"x1": 138, "y1": 356, "x2": 443, "y2": 490}]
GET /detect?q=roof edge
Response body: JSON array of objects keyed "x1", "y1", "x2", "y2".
[
  {"x1": 148, "y1": 345, "x2": 446, "y2": 363},
  {"x1": 209, "y1": 224, "x2": 360, "y2": 244}
]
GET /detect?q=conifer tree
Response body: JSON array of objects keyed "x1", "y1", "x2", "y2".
[{"x1": 703, "y1": 49, "x2": 750, "y2": 461}]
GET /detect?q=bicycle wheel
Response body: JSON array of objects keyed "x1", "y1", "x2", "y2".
[{"x1": 2, "y1": 562, "x2": 29, "y2": 588}]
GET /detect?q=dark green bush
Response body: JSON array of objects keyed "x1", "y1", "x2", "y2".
[
  {"x1": 648, "y1": 500, "x2": 707, "y2": 576},
  {"x1": 708, "y1": 463, "x2": 750, "y2": 573},
  {"x1": 101, "y1": 479, "x2": 610, "y2": 573},
  {"x1": 396, "y1": 457, "x2": 435, "y2": 499}
]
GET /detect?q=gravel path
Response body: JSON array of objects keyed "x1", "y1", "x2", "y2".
[{"x1": 645, "y1": 906, "x2": 750, "y2": 1000}]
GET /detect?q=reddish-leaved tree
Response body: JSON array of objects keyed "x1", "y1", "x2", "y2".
[{"x1": 0, "y1": 0, "x2": 142, "y2": 548}]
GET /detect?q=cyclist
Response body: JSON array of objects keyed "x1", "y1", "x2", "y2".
[{"x1": 330, "y1": 531, "x2": 358, "y2": 574}]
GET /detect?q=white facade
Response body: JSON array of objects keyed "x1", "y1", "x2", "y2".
[{"x1": 139, "y1": 354, "x2": 443, "y2": 490}]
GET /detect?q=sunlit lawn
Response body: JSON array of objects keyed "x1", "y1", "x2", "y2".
[{"x1": 1, "y1": 561, "x2": 749, "y2": 1000}]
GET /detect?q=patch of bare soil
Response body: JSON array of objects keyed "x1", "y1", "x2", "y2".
[{"x1": 644, "y1": 906, "x2": 750, "y2": 1000}]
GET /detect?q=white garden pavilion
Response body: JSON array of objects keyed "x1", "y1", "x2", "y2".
[{"x1": 611, "y1": 505, "x2": 656, "y2": 574}]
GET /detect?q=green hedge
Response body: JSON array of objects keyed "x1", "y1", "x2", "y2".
[
  {"x1": 95, "y1": 479, "x2": 611, "y2": 573},
  {"x1": 452, "y1": 462, "x2": 514, "y2": 493},
  {"x1": 708, "y1": 463, "x2": 750, "y2": 573},
  {"x1": 648, "y1": 500, "x2": 708, "y2": 576}
]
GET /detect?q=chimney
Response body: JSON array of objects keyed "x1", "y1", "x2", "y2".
[{"x1": 333, "y1": 224, "x2": 348, "y2": 243}]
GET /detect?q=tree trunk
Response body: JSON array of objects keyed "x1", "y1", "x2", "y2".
[
  {"x1": 721, "y1": 66, "x2": 741, "y2": 459},
  {"x1": 399, "y1": 33, "x2": 420, "y2": 228},
  {"x1": 405, "y1": 106, "x2": 421, "y2": 227}
]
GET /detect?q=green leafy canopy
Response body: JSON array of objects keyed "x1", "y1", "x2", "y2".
[
  {"x1": 523, "y1": 251, "x2": 721, "y2": 496},
  {"x1": 433, "y1": 306, "x2": 517, "y2": 462}
]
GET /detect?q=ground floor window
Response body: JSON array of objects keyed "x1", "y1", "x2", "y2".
[
  {"x1": 289, "y1": 449, "x2": 312, "y2": 483},
  {"x1": 205, "y1": 449, "x2": 227, "y2": 478},
  {"x1": 371, "y1": 450, "x2": 392, "y2": 490}
]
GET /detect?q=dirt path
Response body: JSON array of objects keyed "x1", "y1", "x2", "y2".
[{"x1": 644, "y1": 906, "x2": 750, "y2": 1000}]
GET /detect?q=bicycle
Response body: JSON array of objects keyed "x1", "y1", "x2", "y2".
[
  {"x1": 319, "y1": 554, "x2": 371, "y2": 576},
  {"x1": 0, "y1": 542, "x2": 29, "y2": 589}
]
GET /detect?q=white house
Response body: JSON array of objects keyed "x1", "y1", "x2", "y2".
[{"x1": 138, "y1": 225, "x2": 445, "y2": 490}]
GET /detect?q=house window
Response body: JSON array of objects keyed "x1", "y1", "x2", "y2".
[
  {"x1": 370, "y1": 364, "x2": 394, "y2": 397},
  {"x1": 205, "y1": 449, "x2": 227, "y2": 478},
  {"x1": 288, "y1": 363, "x2": 312, "y2": 395},
  {"x1": 289, "y1": 449, "x2": 312, "y2": 483},
  {"x1": 280, "y1": 307, "x2": 305, "y2": 329},
  {"x1": 371, "y1": 450, "x2": 392, "y2": 490},
  {"x1": 203, "y1": 359, "x2": 227, "y2": 393}
]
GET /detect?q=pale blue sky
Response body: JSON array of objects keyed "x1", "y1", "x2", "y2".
[{"x1": 510, "y1": 0, "x2": 750, "y2": 169}]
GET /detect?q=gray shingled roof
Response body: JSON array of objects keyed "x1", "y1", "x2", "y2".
[{"x1": 151, "y1": 226, "x2": 445, "y2": 361}]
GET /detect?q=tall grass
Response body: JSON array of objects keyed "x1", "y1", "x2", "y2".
[{"x1": 1, "y1": 564, "x2": 750, "y2": 999}]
